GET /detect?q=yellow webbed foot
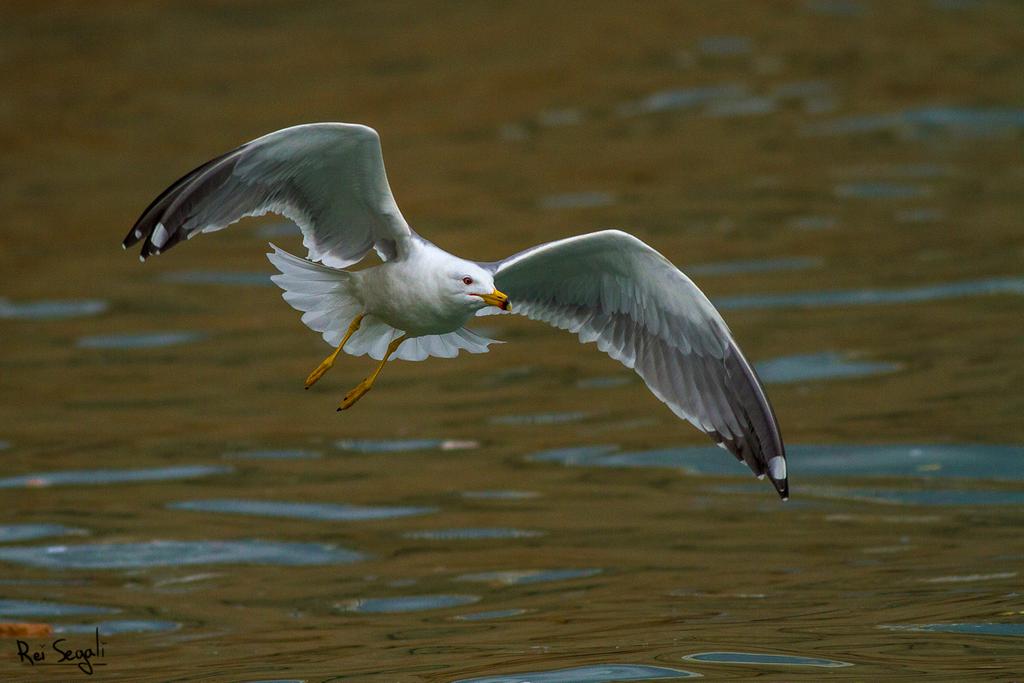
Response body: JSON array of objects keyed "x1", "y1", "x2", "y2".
[
  {"x1": 337, "y1": 380, "x2": 373, "y2": 411},
  {"x1": 307, "y1": 313, "x2": 365, "y2": 390},
  {"x1": 334, "y1": 331, "x2": 405, "y2": 411},
  {"x1": 304, "y1": 359, "x2": 334, "y2": 389}
]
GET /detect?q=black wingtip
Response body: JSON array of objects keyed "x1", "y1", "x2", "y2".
[
  {"x1": 765, "y1": 452, "x2": 789, "y2": 500},
  {"x1": 122, "y1": 146, "x2": 240, "y2": 259},
  {"x1": 122, "y1": 227, "x2": 143, "y2": 250}
]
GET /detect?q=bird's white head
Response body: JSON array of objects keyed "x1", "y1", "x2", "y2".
[{"x1": 446, "y1": 261, "x2": 510, "y2": 313}]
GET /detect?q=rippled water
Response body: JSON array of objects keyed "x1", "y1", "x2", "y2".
[
  {"x1": 2, "y1": 2, "x2": 1023, "y2": 681},
  {"x1": 0, "y1": 600, "x2": 118, "y2": 618},
  {"x1": 0, "y1": 540, "x2": 365, "y2": 569},
  {"x1": 169, "y1": 498, "x2": 437, "y2": 521},
  {"x1": 0, "y1": 524, "x2": 85, "y2": 544},
  {"x1": 76, "y1": 331, "x2": 207, "y2": 349}
]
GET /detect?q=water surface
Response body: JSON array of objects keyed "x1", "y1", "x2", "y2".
[
  {"x1": 54, "y1": 620, "x2": 181, "y2": 635},
  {"x1": 76, "y1": 331, "x2": 205, "y2": 349},
  {"x1": 530, "y1": 443, "x2": 1024, "y2": 481},
  {"x1": 403, "y1": 528, "x2": 543, "y2": 540},
  {"x1": 340, "y1": 594, "x2": 480, "y2": 613},
  {"x1": 755, "y1": 352, "x2": 900, "y2": 383},
  {"x1": 715, "y1": 277, "x2": 1024, "y2": 310},
  {"x1": 0, "y1": 524, "x2": 85, "y2": 543},
  {"x1": 0, "y1": 299, "x2": 108, "y2": 320},
  {"x1": 456, "y1": 568, "x2": 602, "y2": 585},
  {"x1": 169, "y1": 498, "x2": 435, "y2": 521},
  {"x1": 0, "y1": 465, "x2": 232, "y2": 489},
  {"x1": 683, "y1": 651, "x2": 852, "y2": 667},
  {"x1": 0, "y1": 540, "x2": 364, "y2": 569},
  {"x1": 455, "y1": 664, "x2": 700, "y2": 682},
  {"x1": 0, "y1": 599, "x2": 117, "y2": 617},
  {"x1": 3, "y1": 2, "x2": 1023, "y2": 680},
  {"x1": 335, "y1": 438, "x2": 479, "y2": 453}
]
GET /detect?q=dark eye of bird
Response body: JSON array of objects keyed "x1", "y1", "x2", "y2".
[{"x1": 462, "y1": 276, "x2": 473, "y2": 285}]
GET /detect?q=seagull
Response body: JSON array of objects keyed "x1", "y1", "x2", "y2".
[{"x1": 123, "y1": 123, "x2": 788, "y2": 499}]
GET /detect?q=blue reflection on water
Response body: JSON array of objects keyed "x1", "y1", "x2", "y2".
[
  {"x1": 54, "y1": 620, "x2": 180, "y2": 635},
  {"x1": 896, "y1": 207, "x2": 945, "y2": 223},
  {"x1": 755, "y1": 352, "x2": 899, "y2": 383},
  {"x1": 529, "y1": 444, "x2": 1024, "y2": 481},
  {"x1": 706, "y1": 97, "x2": 777, "y2": 118},
  {"x1": 455, "y1": 608, "x2": 528, "y2": 621},
  {"x1": 0, "y1": 599, "x2": 117, "y2": 617},
  {"x1": 489, "y1": 412, "x2": 588, "y2": 426},
  {"x1": 835, "y1": 182, "x2": 930, "y2": 199},
  {"x1": 529, "y1": 445, "x2": 619, "y2": 466},
  {"x1": 538, "y1": 107, "x2": 585, "y2": 127},
  {"x1": 0, "y1": 524, "x2": 84, "y2": 543},
  {"x1": 684, "y1": 651, "x2": 852, "y2": 667},
  {"x1": 715, "y1": 277, "x2": 1024, "y2": 310},
  {"x1": 455, "y1": 664, "x2": 700, "y2": 683},
  {"x1": 336, "y1": 438, "x2": 477, "y2": 453},
  {"x1": 169, "y1": 499, "x2": 436, "y2": 521},
  {"x1": 882, "y1": 623, "x2": 1024, "y2": 637},
  {"x1": 618, "y1": 84, "x2": 747, "y2": 116},
  {"x1": 0, "y1": 540, "x2": 364, "y2": 569},
  {"x1": 342, "y1": 594, "x2": 480, "y2": 613},
  {"x1": 456, "y1": 568, "x2": 602, "y2": 585},
  {"x1": 0, "y1": 465, "x2": 232, "y2": 489},
  {"x1": 793, "y1": 487, "x2": 1024, "y2": 506},
  {"x1": 835, "y1": 162, "x2": 952, "y2": 178},
  {"x1": 0, "y1": 299, "x2": 108, "y2": 320},
  {"x1": 785, "y1": 444, "x2": 1024, "y2": 479},
  {"x1": 803, "y1": 107, "x2": 1024, "y2": 139},
  {"x1": 77, "y1": 331, "x2": 204, "y2": 349},
  {"x1": 404, "y1": 528, "x2": 543, "y2": 540}
]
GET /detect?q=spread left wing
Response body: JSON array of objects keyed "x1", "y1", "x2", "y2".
[
  {"x1": 123, "y1": 123, "x2": 412, "y2": 267},
  {"x1": 484, "y1": 229, "x2": 788, "y2": 498}
]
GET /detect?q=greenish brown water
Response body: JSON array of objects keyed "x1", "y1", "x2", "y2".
[{"x1": 2, "y1": 1, "x2": 1023, "y2": 680}]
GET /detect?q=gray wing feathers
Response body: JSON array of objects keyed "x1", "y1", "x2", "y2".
[
  {"x1": 124, "y1": 123, "x2": 411, "y2": 267},
  {"x1": 493, "y1": 230, "x2": 787, "y2": 498}
]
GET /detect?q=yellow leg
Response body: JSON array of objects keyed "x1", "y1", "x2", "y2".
[
  {"x1": 337, "y1": 333, "x2": 407, "y2": 411},
  {"x1": 305, "y1": 313, "x2": 364, "y2": 389}
]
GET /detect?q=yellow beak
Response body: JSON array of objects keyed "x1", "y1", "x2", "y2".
[{"x1": 477, "y1": 288, "x2": 510, "y2": 311}]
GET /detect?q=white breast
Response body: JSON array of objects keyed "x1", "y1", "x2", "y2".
[{"x1": 357, "y1": 242, "x2": 474, "y2": 337}]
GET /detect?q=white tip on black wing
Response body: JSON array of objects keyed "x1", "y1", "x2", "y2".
[
  {"x1": 713, "y1": 344, "x2": 788, "y2": 499},
  {"x1": 122, "y1": 147, "x2": 244, "y2": 261}
]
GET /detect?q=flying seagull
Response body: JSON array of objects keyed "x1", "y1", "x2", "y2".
[{"x1": 123, "y1": 123, "x2": 788, "y2": 499}]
